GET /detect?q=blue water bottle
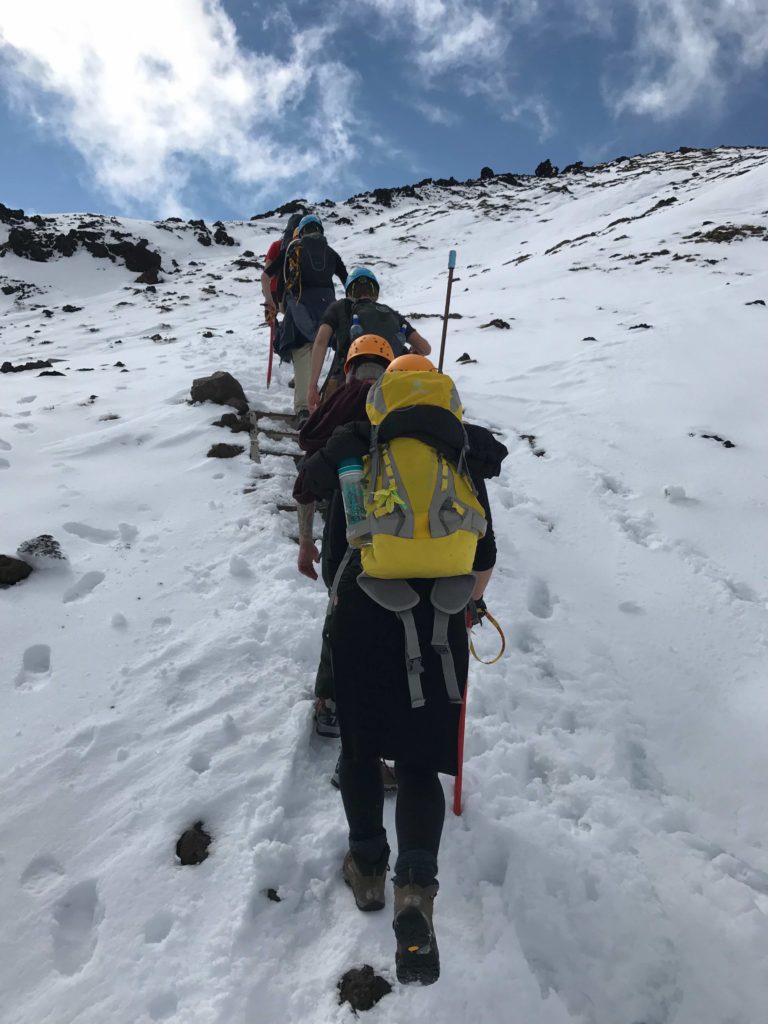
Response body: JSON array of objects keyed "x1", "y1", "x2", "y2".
[
  {"x1": 338, "y1": 457, "x2": 366, "y2": 539},
  {"x1": 349, "y1": 314, "x2": 363, "y2": 344},
  {"x1": 395, "y1": 323, "x2": 407, "y2": 354}
]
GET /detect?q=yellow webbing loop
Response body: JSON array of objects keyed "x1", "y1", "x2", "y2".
[{"x1": 469, "y1": 610, "x2": 506, "y2": 665}]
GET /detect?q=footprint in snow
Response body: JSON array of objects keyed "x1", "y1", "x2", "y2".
[
  {"x1": 63, "y1": 521, "x2": 119, "y2": 544},
  {"x1": 20, "y1": 854, "x2": 66, "y2": 894},
  {"x1": 527, "y1": 576, "x2": 554, "y2": 618},
  {"x1": 0, "y1": 437, "x2": 11, "y2": 450},
  {"x1": 51, "y1": 879, "x2": 104, "y2": 976},
  {"x1": 0, "y1": 457, "x2": 9, "y2": 469},
  {"x1": 16, "y1": 644, "x2": 52, "y2": 688},
  {"x1": 62, "y1": 571, "x2": 105, "y2": 604},
  {"x1": 143, "y1": 910, "x2": 175, "y2": 944}
]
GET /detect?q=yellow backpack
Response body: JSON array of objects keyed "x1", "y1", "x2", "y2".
[
  {"x1": 347, "y1": 370, "x2": 487, "y2": 576},
  {"x1": 344, "y1": 370, "x2": 488, "y2": 708}
]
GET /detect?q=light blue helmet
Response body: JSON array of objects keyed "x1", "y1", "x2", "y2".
[
  {"x1": 297, "y1": 214, "x2": 323, "y2": 235},
  {"x1": 345, "y1": 266, "x2": 380, "y2": 297}
]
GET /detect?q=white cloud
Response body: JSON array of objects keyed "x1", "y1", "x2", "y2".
[
  {"x1": 601, "y1": 0, "x2": 768, "y2": 118},
  {"x1": 0, "y1": 0, "x2": 356, "y2": 214},
  {"x1": 410, "y1": 98, "x2": 461, "y2": 125}
]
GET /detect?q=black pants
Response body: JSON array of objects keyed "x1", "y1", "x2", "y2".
[{"x1": 339, "y1": 756, "x2": 444, "y2": 885}]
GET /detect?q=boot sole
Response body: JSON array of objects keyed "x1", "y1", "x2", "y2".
[
  {"x1": 343, "y1": 876, "x2": 385, "y2": 912},
  {"x1": 314, "y1": 723, "x2": 341, "y2": 738},
  {"x1": 394, "y1": 907, "x2": 440, "y2": 985}
]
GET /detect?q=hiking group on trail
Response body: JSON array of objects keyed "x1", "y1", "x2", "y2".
[{"x1": 261, "y1": 214, "x2": 507, "y2": 986}]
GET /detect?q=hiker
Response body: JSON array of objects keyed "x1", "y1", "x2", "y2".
[
  {"x1": 264, "y1": 214, "x2": 347, "y2": 423},
  {"x1": 293, "y1": 334, "x2": 396, "y2": 740},
  {"x1": 261, "y1": 211, "x2": 305, "y2": 314},
  {"x1": 306, "y1": 267, "x2": 431, "y2": 413},
  {"x1": 260, "y1": 237, "x2": 281, "y2": 324},
  {"x1": 299, "y1": 354, "x2": 506, "y2": 985}
]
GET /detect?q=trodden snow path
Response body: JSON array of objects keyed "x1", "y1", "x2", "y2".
[{"x1": 2, "y1": 146, "x2": 768, "y2": 1023}]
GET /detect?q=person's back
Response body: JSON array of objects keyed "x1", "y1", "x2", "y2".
[{"x1": 267, "y1": 214, "x2": 348, "y2": 421}]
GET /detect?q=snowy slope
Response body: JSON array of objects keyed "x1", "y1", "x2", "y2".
[{"x1": 2, "y1": 146, "x2": 768, "y2": 1024}]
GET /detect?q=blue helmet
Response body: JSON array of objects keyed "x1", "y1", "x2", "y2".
[
  {"x1": 345, "y1": 266, "x2": 379, "y2": 297},
  {"x1": 297, "y1": 214, "x2": 323, "y2": 235}
]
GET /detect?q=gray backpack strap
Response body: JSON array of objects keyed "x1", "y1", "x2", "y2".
[
  {"x1": 357, "y1": 574, "x2": 425, "y2": 708},
  {"x1": 430, "y1": 575, "x2": 476, "y2": 704},
  {"x1": 327, "y1": 545, "x2": 356, "y2": 611}
]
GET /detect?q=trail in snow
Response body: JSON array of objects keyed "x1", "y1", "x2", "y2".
[{"x1": 1, "y1": 146, "x2": 768, "y2": 1024}]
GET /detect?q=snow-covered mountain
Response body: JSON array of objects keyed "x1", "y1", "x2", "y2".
[{"x1": 2, "y1": 146, "x2": 768, "y2": 1024}]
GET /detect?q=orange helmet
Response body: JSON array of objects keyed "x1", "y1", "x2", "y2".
[
  {"x1": 344, "y1": 334, "x2": 395, "y2": 374},
  {"x1": 386, "y1": 353, "x2": 436, "y2": 373}
]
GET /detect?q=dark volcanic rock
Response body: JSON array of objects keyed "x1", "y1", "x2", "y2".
[
  {"x1": 2, "y1": 359, "x2": 53, "y2": 373},
  {"x1": 191, "y1": 371, "x2": 248, "y2": 412},
  {"x1": 0, "y1": 555, "x2": 33, "y2": 587},
  {"x1": 535, "y1": 159, "x2": 559, "y2": 178},
  {"x1": 136, "y1": 268, "x2": 161, "y2": 284},
  {"x1": 480, "y1": 166, "x2": 494, "y2": 180},
  {"x1": 62, "y1": 304, "x2": 82, "y2": 313},
  {"x1": 0, "y1": 202, "x2": 25, "y2": 223},
  {"x1": 338, "y1": 965, "x2": 392, "y2": 1012},
  {"x1": 207, "y1": 442, "x2": 245, "y2": 458},
  {"x1": 110, "y1": 239, "x2": 161, "y2": 272},
  {"x1": 176, "y1": 822, "x2": 212, "y2": 865},
  {"x1": 481, "y1": 318, "x2": 511, "y2": 329},
  {"x1": 17, "y1": 534, "x2": 67, "y2": 568},
  {"x1": 213, "y1": 224, "x2": 236, "y2": 246},
  {"x1": 213, "y1": 412, "x2": 250, "y2": 432},
  {"x1": 0, "y1": 223, "x2": 162, "y2": 274},
  {"x1": 562, "y1": 161, "x2": 589, "y2": 174},
  {"x1": 372, "y1": 188, "x2": 394, "y2": 207}
]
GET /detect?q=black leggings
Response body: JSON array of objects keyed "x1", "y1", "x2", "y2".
[{"x1": 338, "y1": 756, "x2": 445, "y2": 884}]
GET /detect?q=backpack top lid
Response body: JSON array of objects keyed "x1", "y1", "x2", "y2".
[
  {"x1": 281, "y1": 212, "x2": 304, "y2": 248},
  {"x1": 366, "y1": 369, "x2": 464, "y2": 428}
]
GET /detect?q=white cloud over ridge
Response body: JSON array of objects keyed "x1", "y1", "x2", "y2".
[
  {"x1": 607, "y1": 0, "x2": 768, "y2": 118},
  {"x1": 0, "y1": 0, "x2": 765, "y2": 215},
  {"x1": 0, "y1": 0, "x2": 356, "y2": 215}
]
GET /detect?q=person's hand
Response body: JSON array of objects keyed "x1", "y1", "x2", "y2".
[
  {"x1": 467, "y1": 596, "x2": 487, "y2": 627},
  {"x1": 298, "y1": 539, "x2": 320, "y2": 580},
  {"x1": 307, "y1": 383, "x2": 321, "y2": 413},
  {"x1": 264, "y1": 302, "x2": 277, "y2": 325}
]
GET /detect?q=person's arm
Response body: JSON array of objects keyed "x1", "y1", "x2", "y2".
[
  {"x1": 472, "y1": 567, "x2": 492, "y2": 600},
  {"x1": 261, "y1": 270, "x2": 276, "y2": 312},
  {"x1": 297, "y1": 501, "x2": 320, "y2": 580},
  {"x1": 407, "y1": 329, "x2": 431, "y2": 355},
  {"x1": 334, "y1": 251, "x2": 348, "y2": 287},
  {"x1": 308, "y1": 323, "x2": 333, "y2": 412}
]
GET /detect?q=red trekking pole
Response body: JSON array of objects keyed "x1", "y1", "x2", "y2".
[
  {"x1": 453, "y1": 605, "x2": 505, "y2": 815},
  {"x1": 267, "y1": 316, "x2": 275, "y2": 388},
  {"x1": 453, "y1": 608, "x2": 472, "y2": 816}
]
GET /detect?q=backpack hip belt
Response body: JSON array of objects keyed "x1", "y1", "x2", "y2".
[{"x1": 357, "y1": 573, "x2": 475, "y2": 708}]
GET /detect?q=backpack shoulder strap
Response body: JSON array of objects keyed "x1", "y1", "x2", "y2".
[
  {"x1": 357, "y1": 574, "x2": 426, "y2": 708},
  {"x1": 430, "y1": 575, "x2": 475, "y2": 704}
]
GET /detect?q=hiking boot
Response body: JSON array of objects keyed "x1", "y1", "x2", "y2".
[
  {"x1": 393, "y1": 881, "x2": 439, "y2": 985},
  {"x1": 343, "y1": 850, "x2": 389, "y2": 912},
  {"x1": 314, "y1": 698, "x2": 340, "y2": 738}
]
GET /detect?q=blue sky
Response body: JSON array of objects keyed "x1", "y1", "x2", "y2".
[{"x1": 1, "y1": 0, "x2": 766, "y2": 220}]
